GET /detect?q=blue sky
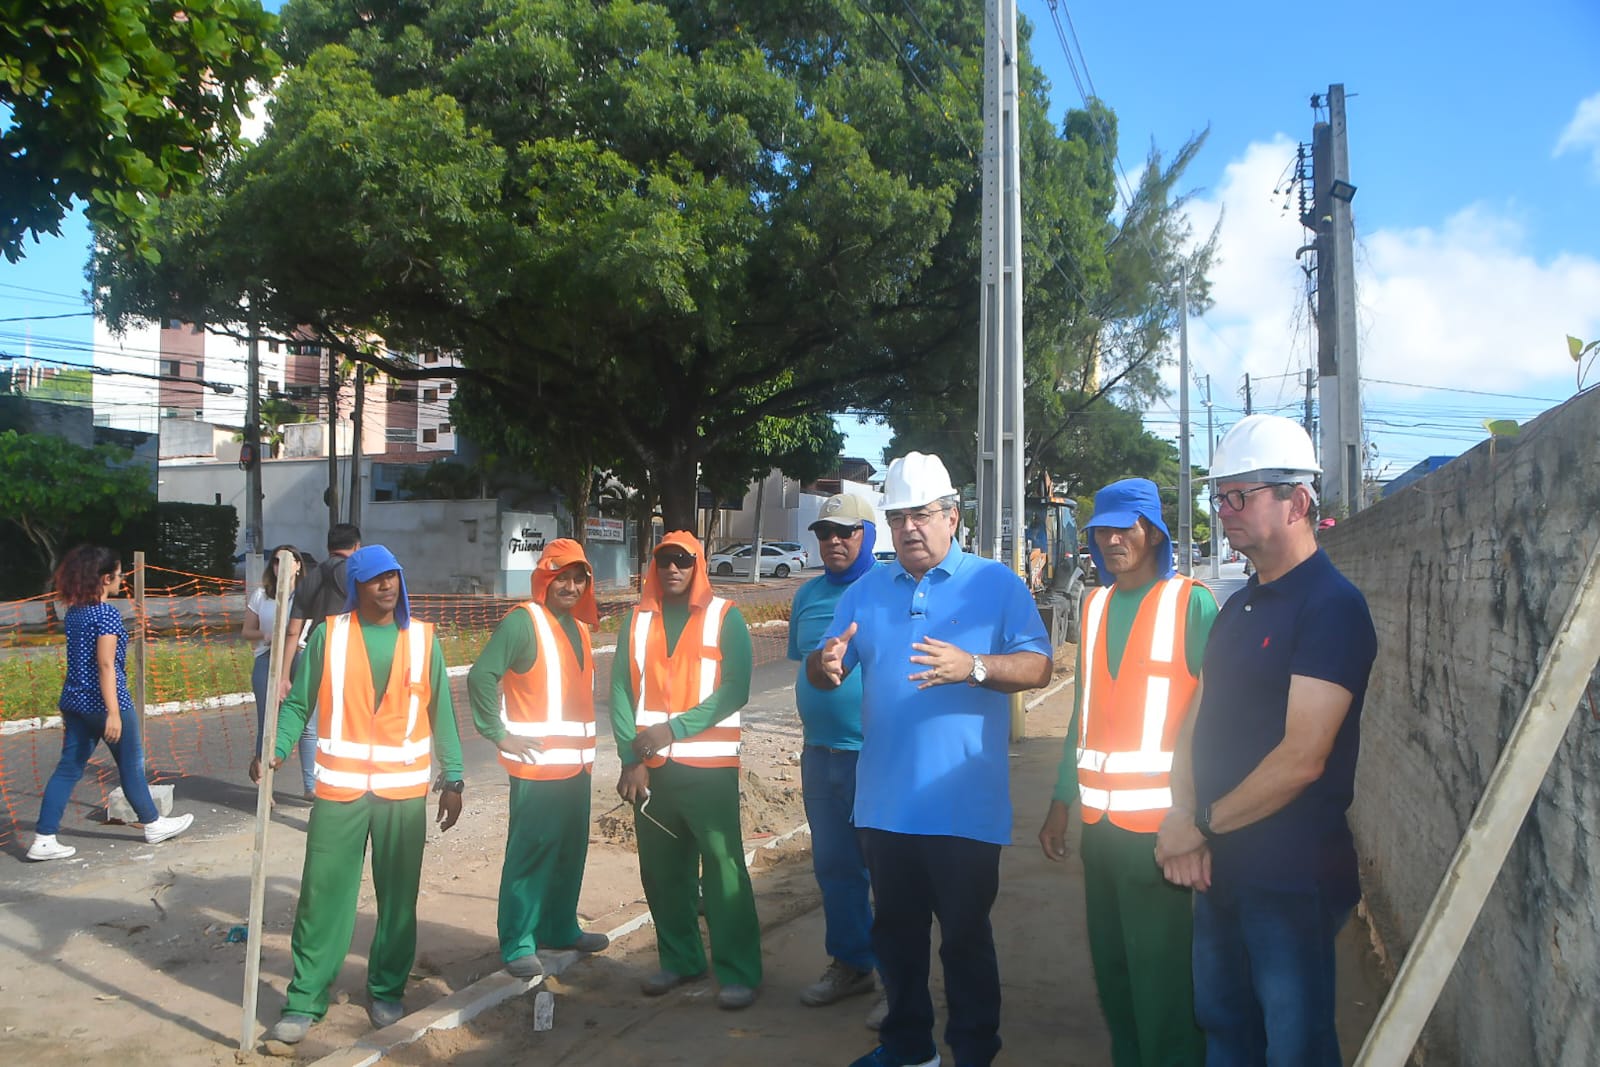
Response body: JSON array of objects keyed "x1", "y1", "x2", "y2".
[{"x1": 5, "y1": 1, "x2": 1598, "y2": 480}]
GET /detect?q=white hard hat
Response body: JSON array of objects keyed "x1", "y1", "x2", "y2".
[
  {"x1": 880, "y1": 451, "x2": 958, "y2": 511},
  {"x1": 1210, "y1": 414, "x2": 1322, "y2": 482}
]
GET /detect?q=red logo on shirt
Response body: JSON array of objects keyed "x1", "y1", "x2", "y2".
[{"x1": 1261, "y1": 636, "x2": 1271, "y2": 649}]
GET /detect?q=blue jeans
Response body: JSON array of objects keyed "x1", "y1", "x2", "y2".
[
  {"x1": 800, "y1": 745, "x2": 875, "y2": 973},
  {"x1": 37, "y1": 708, "x2": 159, "y2": 835},
  {"x1": 252, "y1": 651, "x2": 317, "y2": 794},
  {"x1": 1192, "y1": 881, "x2": 1350, "y2": 1067},
  {"x1": 861, "y1": 828, "x2": 1002, "y2": 1067}
]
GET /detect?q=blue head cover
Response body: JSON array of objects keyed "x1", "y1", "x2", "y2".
[
  {"x1": 825, "y1": 521, "x2": 878, "y2": 585},
  {"x1": 1083, "y1": 478, "x2": 1174, "y2": 586},
  {"x1": 343, "y1": 544, "x2": 411, "y2": 629}
]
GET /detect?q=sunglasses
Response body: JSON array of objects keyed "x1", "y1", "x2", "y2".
[
  {"x1": 655, "y1": 552, "x2": 697, "y2": 570},
  {"x1": 813, "y1": 523, "x2": 861, "y2": 542}
]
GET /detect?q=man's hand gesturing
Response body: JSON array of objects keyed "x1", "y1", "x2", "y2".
[{"x1": 806, "y1": 622, "x2": 857, "y2": 690}]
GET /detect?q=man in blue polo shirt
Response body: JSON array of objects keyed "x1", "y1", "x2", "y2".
[
  {"x1": 809, "y1": 452, "x2": 1053, "y2": 1067},
  {"x1": 1155, "y1": 415, "x2": 1377, "y2": 1067},
  {"x1": 788, "y1": 491, "x2": 884, "y2": 1022}
]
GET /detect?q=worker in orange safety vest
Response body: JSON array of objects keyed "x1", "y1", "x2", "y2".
[
  {"x1": 468, "y1": 538, "x2": 611, "y2": 980},
  {"x1": 611, "y1": 530, "x2": 761, "y2": 1011},
  {"x1": 1038, "y1": 479, "x2": 1218, "y2": 1067}
]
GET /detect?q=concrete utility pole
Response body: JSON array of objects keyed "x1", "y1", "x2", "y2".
[
  {"x1": 1304, "y1": 367, "x2": 1317, "y2": 438},
  {"x1": 1177, "y1": 266, "x2": 1192, "y2": 577},
  {"x1": 348, "y1": 367, "x2": 364, "y2": 528},
  {"x1": 325, "y1": 351, "x2": 340, "y2": 532},
  {"x1": 1203, "y1": 374, "x2": 1218, "y2": 580},
  {"x1": 1311, "y1": 84, "x2": 1363, "y2": 514},
  {"x1": 244, "y1": 316, "x2": 265, "y2": 585},
  {"x1": 976, "y1": 0, "x2": 1026, "y2": 740},
  {"x1": 1243, "y1": 372, "x2": 1252, "y2": 415}
]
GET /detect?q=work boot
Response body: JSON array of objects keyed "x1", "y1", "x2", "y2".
[
  {"x1": 557, "y1": 931, "x2": 610, "y2": 954},
  {"x1": 717, "y1": 984, "x2": 758, "y2": 1010},
  {"x1": 368, "y1": 998, "x2": 405, "y2": 1029},
  {"x1": 26, "y1": 834, "x2": 76, "y2": 861},
  {"x1": 801, "y1": 960, "x2": 876, "y2": 1007},
  {"x1": 640, "y1": 969, "x2": 706, "y2": 996},
  {"x1": 506, "y1": 954, "x2": 543, "y2": 979},
  {"x1": 865, "y1": 992, "x2": 889, "y2": 1030},
  {"x1": 266, "y1": 1013, "x2": 314, "y2": 1044},
  {"x1": 144, "y1": 813, "x2": 194, "y2": 844}
]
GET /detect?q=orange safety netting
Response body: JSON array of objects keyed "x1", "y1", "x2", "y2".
[{"x1": 0, "y1": 562, "x2": 795, "y2": 850}]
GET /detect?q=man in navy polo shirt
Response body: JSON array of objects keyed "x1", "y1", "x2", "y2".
[
  {"x1": 809, "y1": 452, "x2": 1053, "y2": 1067},
  {"x1": 1155, "y1": 415, "x2": 1377, "y2": 1067}
]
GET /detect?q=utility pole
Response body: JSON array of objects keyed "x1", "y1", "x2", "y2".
[
  {"x1": 325, "y1": 351, "x2": 340, "y2": 532},
  {"x1": 244, "y1": 315, "x2": 265, "y2": 586},
  {"x1": 348, "y1": 365, "x2": 364, "y2": 527},
  {"x1": 976, "y1": 0, "x2": 1026, "y2": 741},
  {"x1": 1304, "y1": 367, "x2": 1317, "y2": 438},
  {"x1": 1177, "y1": 266, "x2": 1192, "y2": 578},
  {"x1": 1243, "y1": 372, "x2": 1253, "y2": 415},
  {"x1": 1310, "y1": 84, "x2": 1363, "y2": 514},
  {"x1": 1203, "y1": 374, "x2": 1218, "y2": 580}
]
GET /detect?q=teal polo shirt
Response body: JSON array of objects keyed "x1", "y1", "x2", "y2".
[{"x1": 787, "y1": 573, "x2": 870, "y2": 749}]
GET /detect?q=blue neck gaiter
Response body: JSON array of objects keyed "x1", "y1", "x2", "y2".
[{"x1": 826, "y1": 522, "x2": 878, "y2": 585}]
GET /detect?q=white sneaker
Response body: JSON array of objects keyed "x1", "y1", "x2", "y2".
[
  {"x1": 27, "y1": 834, "x2": 76, "y2": 861},
  {"x1": 144, "y1": 813, "x2": 194, "y2": 844}
]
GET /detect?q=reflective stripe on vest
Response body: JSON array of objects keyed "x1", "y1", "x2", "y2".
[
  {"x1": 497, "y1": 602, "x2": 597, "y2": 780},
  {"x1": 631, "y1": 597, "x2": 739, "y2": 767},
  {"x1": 314, "y1": 615, "x2": 434, "y2": 800},
  {"x1": 1075, "y1": 577, "x2": 1197, "y2": 830}
]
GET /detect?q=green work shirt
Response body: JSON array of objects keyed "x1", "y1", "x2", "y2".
[
  {"x1": 275, "y1": 617, "x2": 465, "y2": 781},
  {"x1": 609, "y1": 600, "x2": 753, "y2": 765},
  {"x1": 467, "y1": 605, "x2": 587, "y2": 743},
  {"x1": 1052, "y1": 578, "x2": 1219, "y2": 804}
]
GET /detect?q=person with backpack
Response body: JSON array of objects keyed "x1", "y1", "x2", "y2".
[{"x1": 279, "y1": 523, "x2": 360, "y2": 701}]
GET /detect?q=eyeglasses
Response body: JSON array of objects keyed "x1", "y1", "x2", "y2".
[
  {"x1": 813, "y1": 523, "x2": 861, "y2": 542},
  {"x1": 885, "y1": 506, "x2": 948, "y2": 530},
  {"x1": 655, "y1": 552, "x2": 697, "y2": 571},
  {"x1": 1210, "y1": 485, "x2": 1278, "y2": 513}
]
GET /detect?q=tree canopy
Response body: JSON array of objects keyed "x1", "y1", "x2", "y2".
[
  {"x1": 0, "y1": 429, "x2": 155, "y2": 574},
  {"x1": 2, "y1": 0, "x2": 280, "y2": 262},
  {"x1": 94, "y1": 1, "x2": 1205, "y2": 528}
]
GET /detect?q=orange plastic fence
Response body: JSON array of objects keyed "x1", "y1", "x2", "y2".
[{"x1": 0, "y1": 563, "x2": 795, "y2": 851}]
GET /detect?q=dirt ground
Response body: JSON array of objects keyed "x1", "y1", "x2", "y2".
[{"x1": 0, "y1": 658, "x2": 1390, "y2": 1066}]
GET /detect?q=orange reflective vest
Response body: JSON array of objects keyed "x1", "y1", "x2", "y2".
[
  {"x1": 498, "y1": 602, "x2": 596, "y2": 780},
  {"x1": 628, "y1": 597, "x2": 739, "y2": 769},
  {"x1": 1076, "y1": 577, "x2": 1199, "y2": 832},
  {"x1": 313, "y1": 614, "x2": 435, "y2": 801}
]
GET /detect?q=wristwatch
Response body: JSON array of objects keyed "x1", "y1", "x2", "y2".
[
  {"x1": 966, "y1": 654, "x2": 988, "y2": 687},
  {"x1": 1195, "y1": 803, "x2": 1219, "y2": 841},
  {"x1": 439, "y1": 777, "x2": 465, "y2": 795}
]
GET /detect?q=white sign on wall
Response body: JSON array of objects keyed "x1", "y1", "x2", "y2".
[
  {"x1": 585, "y1": 517, "x2": 625, "y2": 542},
  {"x1": 502, "y1": 512, "x2": 559, "y2": 570}
]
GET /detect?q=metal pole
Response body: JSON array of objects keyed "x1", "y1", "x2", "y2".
[
  {"x1": 348, "y1": 366, "x2": 364, "y2": 528},
  {"x1": 325, "y1": 352, "x2": 340, "y2": 532},
  {"x1": 131, "y1": 550, "x2": 147, "y2": 740},
  {"x1": 1177, "y1": 267, "x2": 1192, "y2": 578},
  {"x1": 241, "y1": 548, "x2": 300, "y2": 1050},
  {"x1": 1356, "y1": 534, "x2": 1600, "y2": 1065},
  {"x1": 1205, "y1": 375, "x2": 1219, "y2": 580}
]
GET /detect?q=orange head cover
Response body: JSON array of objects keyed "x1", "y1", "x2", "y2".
[
  {"x1": 531, "y1": 538, "x2": 600, "y2": 627},
  {"x1": 639, "y1": 530, "x2": 714, "y2": 614}
]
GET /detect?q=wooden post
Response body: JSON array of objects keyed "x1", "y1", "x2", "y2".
[
  {"x1": 132, "y1": 551, "x2": 148, "y2": 733},
  {"x1": 1355, "y1": 533, "x2": 1600, "y2": 1065},
  {"x1": 240, "y1": 548, "x2": 300, "y2": 1050}
]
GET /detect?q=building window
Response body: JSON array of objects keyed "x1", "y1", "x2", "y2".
[
  {"x1": 385, "y1": 428, "x2": 417, "y2": 444},
  {"x1": 423, "y1": 387, "x2": 437, "y2": 403},
  {"x1": 425, "y1": 351, "x2": 440, "y2": 364},
  {"x1": 387, "y1": 384, "x2": 417, "y2": 403},
  {"x1": 193, "y1": 409, "x2": 204, "y2": 418},
  {"x1": 268, "y1": 340, "x2": 280, "y2": 354},
  {"x1": 422, "y1": 428, "x2": 438, "y2": 444},
  {"x1": 440, "y1": 423, "x2": 452, "y2": 434},
  {"x1": 163, "y1": 407, "x2": 180, "y2": 418},
  {"x1": 166, "y1": 318, "x2": 184, "y2": 330},
  {"x1": 440, "y1": 382, "x2": 453, "y2": 396}
]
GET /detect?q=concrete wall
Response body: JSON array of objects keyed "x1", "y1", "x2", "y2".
[{"x1": 1326, "y1": 387, "x2": 1600, "y2": 1065}]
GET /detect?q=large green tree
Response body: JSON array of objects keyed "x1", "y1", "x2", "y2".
[
  {"x1": 0, "y1": 429, "x2": 155, "y2": 574},
  {"x1": 1, "y1": 0, "x2": 280, "y2": 262},
  {"x1": 93, "y1": 1, "x2": 1140, "y2": 528}
]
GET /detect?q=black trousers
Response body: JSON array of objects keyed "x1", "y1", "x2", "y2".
[{"x1": 859, "y1": 828, "x2": 1002, "y2": 1067}]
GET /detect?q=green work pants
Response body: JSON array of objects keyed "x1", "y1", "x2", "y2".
[
  {"x1": 499, "y1": 773, "x2": 592, "y2": 961},
  {"x1": 635, "y1": 761, "x2": 762, "y2": 988},
  {"x1": 284, "y1": 794, "x2": 428, "y2": 1018},
  {"x1": 1080, "y1": 818, "x2": 1204, "y2": 1067}
]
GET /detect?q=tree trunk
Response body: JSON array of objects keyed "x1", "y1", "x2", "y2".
[
  {"x1": 565, "y1": 464, "x2": 594, "y2": 545},
  {"x1": 658, "y1": 453, "x2": 699, "y2": 535}
]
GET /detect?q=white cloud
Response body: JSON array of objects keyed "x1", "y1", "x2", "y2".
[
  {"x1": 1554, "y1": 92, "x2": 1600, "y2": 176},
  {"x1": 1168, "y1": 138, "x2": 1600, "y2": 472}
]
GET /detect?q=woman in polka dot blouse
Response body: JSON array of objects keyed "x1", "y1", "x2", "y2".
[{"x1": 27, "y1": 546, "x2": 196, "y2": 862}]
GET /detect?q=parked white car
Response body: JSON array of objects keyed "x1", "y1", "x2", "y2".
[{"x1": 709, "y1": 543, "x2": 808, "y2": 578}]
